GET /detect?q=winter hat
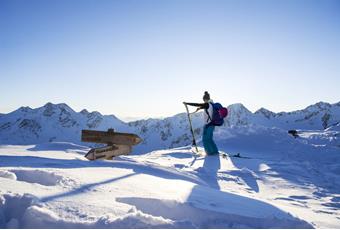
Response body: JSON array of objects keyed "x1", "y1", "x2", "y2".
[{"x1": 203, "y1": 91, "x2": 210, "y2": 101}]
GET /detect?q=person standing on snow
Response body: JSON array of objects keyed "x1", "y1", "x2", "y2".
[{"x1": 183, "y1": 91, "x2": 219, "y2": 155}]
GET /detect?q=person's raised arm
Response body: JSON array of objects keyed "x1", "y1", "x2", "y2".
[{"x1": 183, "y1": 102, "x2": 209, "y2": 110}]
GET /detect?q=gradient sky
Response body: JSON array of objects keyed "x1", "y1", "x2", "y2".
[{"x1": 1, "y1": 0, "x2": 340, "y2": 120}]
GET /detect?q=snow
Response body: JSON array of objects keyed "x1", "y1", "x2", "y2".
[
  {"x1": 0, "y1": 101, "x2": 339, "y2": 228},
  {"x1": 1, "y1": 130, "x2": 339, "y2": 228}
]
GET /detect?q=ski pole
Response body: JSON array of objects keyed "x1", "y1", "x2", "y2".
[{"x1": 184, "y1": 103, "x2": 199, "y2": 152}]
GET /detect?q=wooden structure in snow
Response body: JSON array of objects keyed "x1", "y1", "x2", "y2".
[{"x1": 81, "y1": 129, "x2": 142, "y2": 160}]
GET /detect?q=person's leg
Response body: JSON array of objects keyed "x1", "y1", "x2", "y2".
[
  {"x1": 210, "y1": 126, "x2": 219, "y2": 154},
  {"x1": 204, "y1": 125, "x2": 213, "y2": 155},
  {"x1": 202, "y1": 125, "x2": 210, "y2": 153},
  {"x1": 206, "y1": 126, "x2": 218, "y2": 155}
]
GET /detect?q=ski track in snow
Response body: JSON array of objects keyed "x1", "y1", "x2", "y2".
[{"x1": 0, "y1": 136, "x2": 339, "y2": 228}]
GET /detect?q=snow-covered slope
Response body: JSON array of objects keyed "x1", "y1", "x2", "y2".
[
  {"x1": 0, "y1": 101, "x2": 339, "y2": 153},
  {"x1": 0, "y1": 133, "x2": 339, "y2": 228},
  {"x1": 325, "y1": 122, "x2": 340, "y2": 132},
  {"x1": 0, "y1": 103, "x2": 129, "y2": 145},
  {"x1": 254, "y1": 102, "x2": 340, "y2": 130}
]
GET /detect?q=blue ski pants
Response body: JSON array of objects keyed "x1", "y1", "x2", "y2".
[{"x1": 202, "y1": 125, "x2": 219, "y2": 155}]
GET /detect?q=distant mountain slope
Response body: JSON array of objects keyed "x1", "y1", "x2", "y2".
[
  {"x1": 0, "y1": 101, "x2": 339, "y2": 152},
  {"x1": 0, "y1": 103, "x2": 130, "y2": 145},
  {"x1": 254, "y1": 102, "x2": 340, "y2": 129}
]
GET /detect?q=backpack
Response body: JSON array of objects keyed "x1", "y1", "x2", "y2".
[{"x1": 207, "y1": 103, "x2": 228, "y2": 126}]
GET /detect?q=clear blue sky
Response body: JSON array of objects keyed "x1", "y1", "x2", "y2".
[{"x1": 1, "y1": 0, "x2": 340, "y2": 119}]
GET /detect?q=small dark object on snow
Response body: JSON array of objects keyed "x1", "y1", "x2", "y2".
[
  {"x1": 222, "y1": 153, "x2": 251, "y2": 159},
  {"x1": 232, "y1": 153, "x2": 251, "y2": 159},
  {"x1": 288, "y1": 130, "x2": 299, "y2": 138}
]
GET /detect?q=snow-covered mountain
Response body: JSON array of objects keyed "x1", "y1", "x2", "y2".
[
  {"x1": 254, "y1": 101, "x2": 340, "y2": 130},
  {"x1": 0, "y1": 102, "x2": 339, "y2": 228},
  {"x1": 0, "y1": 103, "x2": 129, "y2": 146},
  {"x1": 0, "y1": 101, "x2": 339, "y2": 152}
]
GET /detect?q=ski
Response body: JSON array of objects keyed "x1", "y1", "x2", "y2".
[{"x1": 220, "y1": 152, "x2": 251, "y2": 159}]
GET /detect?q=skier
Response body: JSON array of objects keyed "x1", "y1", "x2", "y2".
[{"x1": 183, "y1": 91, "x2": 219, "y2": 155}]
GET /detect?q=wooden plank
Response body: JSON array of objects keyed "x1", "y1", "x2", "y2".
[
  {"x1": 85, "y1": 145, "x2": 132, "y2": 161},
  {"x1": 81, "y1": 129, "x2": 142, "y2": 145}
]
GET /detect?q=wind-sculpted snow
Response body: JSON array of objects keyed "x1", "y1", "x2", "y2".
[
  {"x1": 0, "y1": 143, "x2": 324, "y2": 228},
  {"x1": 0, "y1": 193, "x2": 193, "y2": 228},
  {"x1": 116, "y1": 196, "x2": 310, "y2": 228},
  {"x1": 9, "y1": 169, "x2": 66, "y2": 186}
]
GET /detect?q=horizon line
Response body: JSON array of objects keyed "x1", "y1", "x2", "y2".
[{"x1": 1, "y1": 100, "x2": 339, "y2": 122}]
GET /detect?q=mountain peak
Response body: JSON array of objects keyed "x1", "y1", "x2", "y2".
[
  {"x1": 305, "y1": 101, "x2": 331, "y2": 111},
  {"x1": 79, "y1": 108, "x2": 104, "y2": 117},
  {"x1": 41, "y1": 102, "x2": 75, "y2": 117},
  {"x1": 43, "y1": 102, "x2": 54, "y2": 107},
  {"x1": 255, "y1": 107, "x2": 272, "y2": 113},
  {"x1": 42, "y1": 102, "x2": 74, "y2": 111},
  {"x1": 19, "y1": 106, "x2": 32, "y2": 112},
  {"x1": 44, "y1": 102, "x2": 68, "y2": 107},
  {"x1": 255, "y1": 107, "x2": 276, "y2": 119},
  {"x1": 89, "y1": 111, "x2": 102, "y2": 116},
  {"x1": 80, "y1": 109, "x2": 89, "y2": 115},
  {"x1": 228, "y1": 103, "x2": 252, "y2": 114},
  {"x1": 9, "y1": 106, "x2": 33, "y2": 115}
]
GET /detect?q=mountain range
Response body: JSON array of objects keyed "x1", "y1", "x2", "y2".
[{"x1": 0, "y1": 101, "x2": 339, "y2": 153}]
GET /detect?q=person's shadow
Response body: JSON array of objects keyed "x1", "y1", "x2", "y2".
[
  {"x1": 199, "y1": 154, "x2": 221, "y2": 189},
  {"x1": 115, "y1": 153, "x2": 312, "y2": 228},
  {"x1": 196, "y1": 152, "x2": 259, "y2": 193}
]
